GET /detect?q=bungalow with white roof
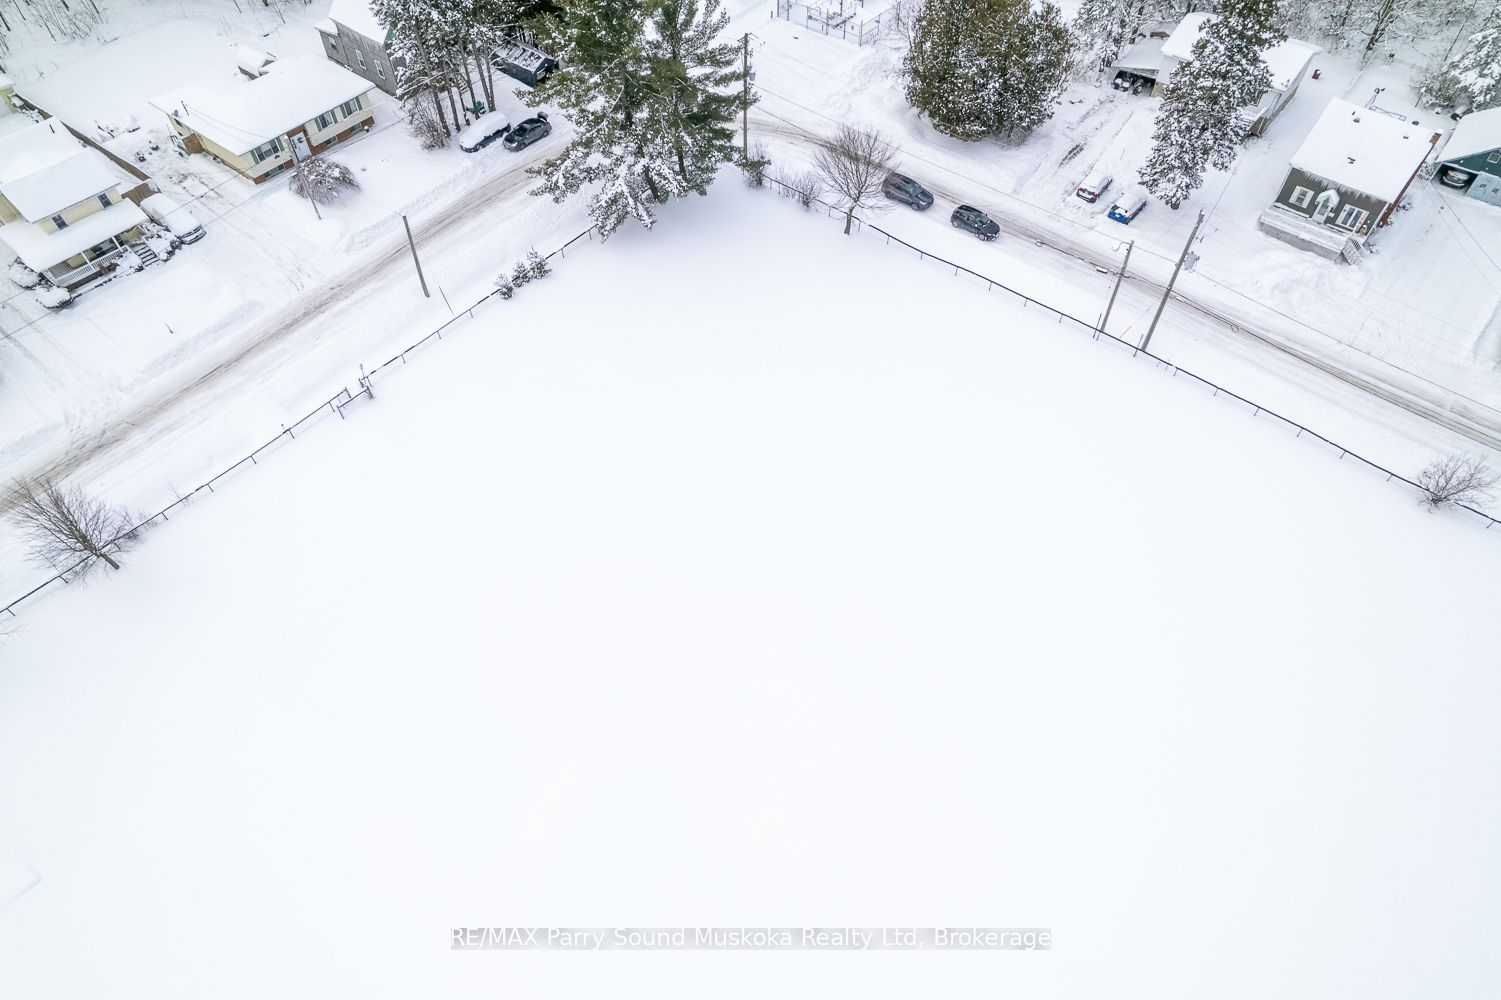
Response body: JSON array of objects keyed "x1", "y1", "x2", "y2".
[
  {"x1": 1258, "y1": 99, "x2": 1439, "y2": 263},
  {"x1": 1434, "y1": 107, "x2": 1501, "y2": 207},
  {"x1": 317, "y1": 0, "x2": 401, "y2": 96},
  {"x1": 1153, "y1": 13, "x2": 1320, "y2": 135},
  {"x1": 150, "y1": 55, "x2": 375, "y2": 184},
  {"x1": 0, "y1": 118, "x2": 150, "y2": 289}
]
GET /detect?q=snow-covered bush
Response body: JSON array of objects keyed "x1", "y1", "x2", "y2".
[
  {"x1": 776, "y1": 169, "x2": 824, "y2": 209},
  {"x1": 741, "y1": 141, "x2": 771, "y2": 188},
  {"x1": 1417, "y1": 454, "x2": 1498, "y2": 511},
  {"x1": 115, "y1": 251, "x2": 144, "y2": 274},
  {"x1": 34, "y1": 284, "x2": 73, "y2": 309},
  {"x1": 8, "y1": 261, "x2": 40, "y2": 288},
  {"x1": 404, "y1": 94, "x2": 449, "y2": 150},
  {"x1": 524, "y1": 249, "x2": 550, "y2": 281},
  {"x1": 493, "y1": 278, "x2": 516, "y2": 300},
  {"x1": 289, "y1": 157, "x2": 360, "y2": 204},
  {"x1": 145, "y1": 235, "x2": 175, "y2": 260}
]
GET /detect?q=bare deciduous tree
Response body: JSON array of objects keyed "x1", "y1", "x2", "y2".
[
  {"x1": 1416, "y1": 453, "x2": 1498, "y2": 511},
  {"x1": 8, "y1": 478, "x2": 135, "y2": 573},
  {"x1": 813, "y1": 124, "x2": 897, "y2": 235}
]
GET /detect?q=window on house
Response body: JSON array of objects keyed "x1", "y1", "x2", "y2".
[
  {"x1": 1336, "y1": 205, "x2": 1368, "y2": 230},
  {"x1": 376, "y1": 64, "x2": 385, "y2": 81},
  {"x1": 340, "y1": 98, "x2": 362, "y2": 117},
  {"x1": 51, "y1": 214, "x2": 68, "y2": 230},
  {"x1": 248, "y1": 138, "x2": 283, "y2": 164},
  {"x1": 1489, "y1": 151, "x2": 1501, "y2": 164},
  {"x1": 97, "y1": 192, "x2": 113, "y2": 209},
  {"x1": 315, "y1": 111, "x2": 337, "y2": 131},
  {"x1": 1289, "y1": 186, "x2": 1314, "y2": 208},
  {"x1": 356, "y1": 50, "x2": 366, "y2": 69}
]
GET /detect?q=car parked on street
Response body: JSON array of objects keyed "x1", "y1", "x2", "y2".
[
  {"x1": 502, "y1": 113, "x2": 551, "y2": 151},
  {"x1": 882, "y1": 172, "x2": 934, "y2": 210},
  {"x1": 1075, "y1": 171, "x2": 1112, "y2": 203},
  {"x1": 950, "y1": 204, "x2": 999, "y2": 240},
  {"x1": 458, "y1": 111, "x2": 513, "y2": 153},
  {"x1": 1108, "y1": 192, "x2": 1148, "y2": 224}
]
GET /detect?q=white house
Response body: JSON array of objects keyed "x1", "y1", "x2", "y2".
[
  {"x1": 0, "y1": 118, "x2": 150, "y2": 289},
  {"x1": 1155, "y1": 13, "x2": 1321, "y2": 135},
  {"x1": 150, "y1": 55, "x2": 375, "y2": 184}
]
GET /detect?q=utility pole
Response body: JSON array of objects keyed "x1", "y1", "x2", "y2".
[
  {"x1": 287, "y1": 133, "x2": 321, "y2": 221},
  {"x1": 402, "y1": 214, "x2": 430, "y2": 298},
  {"x1": 741, "y1": 32, "x2": 750, "y2": 164},
  {"x1": 1140, "y1": 210, "x2": 1203, "y2": 356},
  {"x1": 1099, "y1": 240, "x2": 1133, "y2": 337}
]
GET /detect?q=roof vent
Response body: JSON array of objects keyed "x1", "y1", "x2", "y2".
[{"x1": 1346, "y1": 156, "x2": 1356, "y2": 164}]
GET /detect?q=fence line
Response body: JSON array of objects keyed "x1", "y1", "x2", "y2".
[
  {"x1": 848, "y1": 215, "x2": 1501, "y2": 533},
  {"x1": 774, "y1": 0, "x2": 898, "y2": 46},
  {"x1": 0, "y1": 227, "x2": 598, "y2": 621}
]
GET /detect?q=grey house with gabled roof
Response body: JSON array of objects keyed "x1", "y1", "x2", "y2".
[
  {"x1": 316, "y1": 0, "x2": 401, "y2": 96},
  {"x1": 1435, "y1": 107, "x2": 1501, "y2": 207}
]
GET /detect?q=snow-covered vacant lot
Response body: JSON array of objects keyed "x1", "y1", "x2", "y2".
[{"x1": 2, "y1": 187, "x2": 1498, "y2": 998}]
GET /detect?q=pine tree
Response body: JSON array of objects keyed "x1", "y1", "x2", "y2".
[
  {"x1": 372, "y1": 0, "x2": 469, "y2": 136},
  {"x1": 525, "y1": 0, "x2": 745, "y2": 237},
  {"x1": 643, "y1": 0, "x2": 746, "y2": 195},
  {"x1": 1138, "y1": 0, "x2": 1283, "y2": 208},
  {"x1": 1071, "y1": 0, "x2": 1138, "y2": 78},
  {"x1": 1420, "y1": 4, "x2": 1501, "y2": 112},
  {"x1": 904, "y1": 0, "x2": 1074, "y2": 142}
]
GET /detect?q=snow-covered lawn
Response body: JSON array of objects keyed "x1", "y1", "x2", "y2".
[{"x1": 3, "y1": 183, "x2": 1498, "y2": 999}]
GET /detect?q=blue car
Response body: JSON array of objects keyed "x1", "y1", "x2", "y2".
[{"x1": 1108, "y1": 194, "x2": 1147, "y2": 224}]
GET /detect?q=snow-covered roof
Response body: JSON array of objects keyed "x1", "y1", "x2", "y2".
[
  {"x1": 327, "y1": 0, "x2": 387, "y2": 42},
  {"x1": 1, "y1": 151, "x2": 121, "y2": 222},
  {"x1": 0, "y1": 73, "x2": 14, "y2": 90},
  {"x1": 493, "y1": 38, "x2": 553, "y2": 76},
  {"x1": 0, "y1": 119, "x2": 126, "y2": 220},
  {"x1": 1441, "y1": 106, "x2": 1501, "y2": 162},
  {"x1": 1162, "y1": 13, "x2": 1321, "y2": 91},
  {"x1": 1113, "y1": 37, "x2": 1164, "y2": 76},
  {"x1": 0, "y1": 198, "x2": 146, "y2": 271},
  {"x1": 315, "y1": 18, "x2": 337, "y2": 35},
  {"x1": 149, "y1": 55, "x2": 374, "y2": 157},
  {"x1": 1290, "y1": 99, "x2": 1437, "y2": 202}
]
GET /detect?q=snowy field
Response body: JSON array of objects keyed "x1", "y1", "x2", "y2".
[{"x1": 3, "y1": 185, "x2": 1499, "y2": 998}]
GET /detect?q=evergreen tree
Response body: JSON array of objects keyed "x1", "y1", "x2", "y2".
[
  {"x1": 1138, "y1": 0, "x2": 1283, "y2": 208},
  {"x1": 904, "y1": 0, "x2": 1074, "y2": 142},
  {"x1": 1420, "y1": 4, "x2": 1501, "y2": 112},
  {"x1": 1071, "y1": 0, "x2": 1139, "y2": 78},
  {"x1": 372, "y1": 0, "x2": 469, "y2": 136},
  {"x1": 526, "y1": 0, "x2": 745, "y2": 236}
]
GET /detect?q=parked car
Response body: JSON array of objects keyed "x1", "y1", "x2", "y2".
[
  {"x1": 502, "y1": 113, "x2": 551, "y2": 151},
  {"x1": 1107, "y1": 192, "x2": 1148, "y2": 224},
  {"x1": 1075, "y1": 171, "x2": 1112, "y2": 203},
  {"x1": 458, "y1": 110, "x2": 513, "y2": 153},
  {"x1": 882, "y1": 172, "x2": 934, "y2": 210},
  {"x1": 1438, "y1": 166, "x2": 1474, "y2": 189},
  {"x1": 950, "y1": 204, "x2": 999, "y2": 240},
  {"x1": 1111, "y1": 71, "x2": 1152, "y2": 95},
  {"x1": 140, "y1": 193, "x2": 205, "y2": 244}
]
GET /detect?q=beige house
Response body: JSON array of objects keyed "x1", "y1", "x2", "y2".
[
  {"x1": 150, "y1": 54, "x2": 375, "y2": 184},
  {"x1": 0, "y1": 118, "x2": 150, "y2": 289}
]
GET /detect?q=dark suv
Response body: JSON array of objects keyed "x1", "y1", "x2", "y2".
[
  {"x1": 882, "y1": 172, "x2": 934, "y2": 210},
  {"x1": 950, "y1": 205, "x2": 999, "y2": 240}
]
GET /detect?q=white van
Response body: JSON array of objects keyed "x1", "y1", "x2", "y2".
[
  {"x1": 141, "y1": 193, "x2": 205, "y2": 244},
  {"x1": 1075, "y1": 171, "x2": 1113, "y2": 203},
  {"x1": 459, "y1": 109, "x2": 515, "y2": 152}
]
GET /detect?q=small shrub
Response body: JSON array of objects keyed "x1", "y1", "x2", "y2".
[
  {"x1": 525, "y1": 249, "x2": 550, "y2": 281},
  {"x1": 35, "y1": 283, "x2": 72, "y2": 309},
  {"x1": 290, "y1": 157, "x2": 360, "y2": 204},
  {"x1": 741, "y1": 141, "x2": 770, "y2": 188},
  {"x1": 494, "y1": 277, "x2": 516, "y2": 299},
  {"x1": 1416, "y1": 453, "x2": 1498, "y2": 511},
  {"x1": 8, "y1": 261, "x2": 40, "y2": 288},
  {"x1": 404, "y1": 94, "x2": 449, "y2": 150}
]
